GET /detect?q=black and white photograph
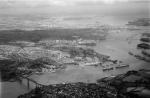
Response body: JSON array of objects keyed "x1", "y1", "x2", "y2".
[{"x1": 0, "y1": 0, "x2": 150, "y2": 98}]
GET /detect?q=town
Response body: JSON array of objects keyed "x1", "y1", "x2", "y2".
[{"x1": 0, "y1": 37, "x2": 130, "y2": 79}]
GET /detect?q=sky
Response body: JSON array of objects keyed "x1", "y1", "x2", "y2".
[
  {"x1": 0, "y1": 0, "x2": 149, "y2": 16},
  {"x1": 0, "y1": 0, "x2": 149, "y2": 7}
]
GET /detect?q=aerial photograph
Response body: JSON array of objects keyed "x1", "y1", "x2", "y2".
[{"x1": 0, "y1": 0, "x2": 150, "y2": 98}]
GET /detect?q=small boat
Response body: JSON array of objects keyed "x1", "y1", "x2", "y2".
[
  {"x1": 103, "y1": 67, "x2": 114, "y2": 71},
  {"x1": 115, "y1": 64, "x2": 129, "y2": 69}
]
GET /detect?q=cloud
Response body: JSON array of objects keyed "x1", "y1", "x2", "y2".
[{"x1": 0, "y1": 0, "x2": 149, "y2": 8}]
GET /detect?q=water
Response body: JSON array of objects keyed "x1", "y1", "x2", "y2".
[
  {"x1": 1, "y1": 81, "x2": 30, "y2": 98},
  {"x1": 1, "y1": 15, "x2": 150, "y2": 98}
]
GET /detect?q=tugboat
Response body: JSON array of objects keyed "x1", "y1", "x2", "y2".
[{"x1": 115, "y1": 64, "x2": 129, "y2": 69}]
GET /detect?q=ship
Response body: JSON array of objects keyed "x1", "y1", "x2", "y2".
[
  {"x1": 103, "y1": 67, "x2": 114, "y2": 71},
  {"x1": 115, "y1": 64, "x2": 129, "y2": 69}
]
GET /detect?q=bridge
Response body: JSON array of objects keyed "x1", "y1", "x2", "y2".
[{"x1": 19, "y1": 76, "x2": 45, "y2": 89}]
